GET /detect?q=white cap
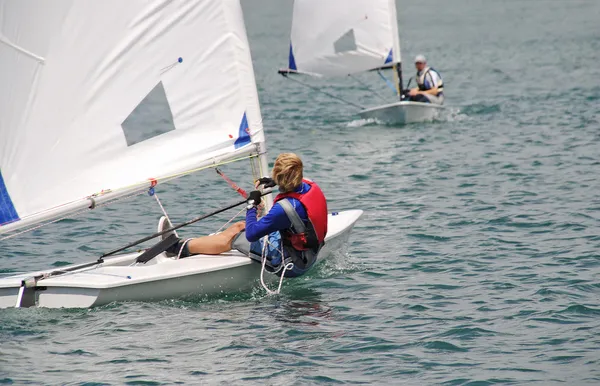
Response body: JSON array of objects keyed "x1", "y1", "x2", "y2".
[{"x1": 414, "y1": 54, "x2": 426, "y2": 63}]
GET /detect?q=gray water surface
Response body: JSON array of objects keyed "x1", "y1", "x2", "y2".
[{"x1": 1, "y1": 0, "x2": 600, "y2": 384}]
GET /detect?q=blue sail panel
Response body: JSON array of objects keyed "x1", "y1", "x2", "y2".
[
  {"x1": 384, "y1": 48, "x2": 393, "y2": 64},
  {"x1": 288, "y1": 43, "x2": 297, "y2": 71},
  {"x1": 0, "y1": 170, "x2": 19, "y2": 226},
  {"x1": 234, "y1": 112, "x2": 251, "y2": 149}
]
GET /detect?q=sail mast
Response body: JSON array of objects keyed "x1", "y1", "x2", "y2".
[
  {"x1": 388, "y1": 0, "x2": 404, "y2": 98},
  {"x1": 257, "y1": 148, "x2": 273, "y2": 210}
]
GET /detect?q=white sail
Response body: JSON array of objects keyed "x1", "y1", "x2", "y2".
[
  {"x1": 0, "y1": 0, "x2": 266, "y2": 234},
  {"x1": 285, "y1": 0, "x2": 400, "y2": 77}
]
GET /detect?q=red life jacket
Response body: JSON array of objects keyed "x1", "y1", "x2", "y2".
[{"x1": 274, "y1": 179, "x2": 328, "y2": 251}]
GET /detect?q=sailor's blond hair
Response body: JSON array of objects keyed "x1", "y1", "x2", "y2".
[{"x1": 272, "y1": 153, "x2": 303, "y2": 193}]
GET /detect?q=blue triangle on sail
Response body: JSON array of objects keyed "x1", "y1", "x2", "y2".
[
  {"x1": 385, "y1": 49, "x2": 393, "y2": 64},
  {"x1": 234, "y1": 112, "x2": 251, "y2": 149},
  {"x1": 121, "y1": 81, "x2": 176, "y2": 147},
  {"x1": 288, "y1": 43, "x2": 297, "y2": 71},
  {"x1": 0, "y1": 170, "x2": 19, "y2": 226}
]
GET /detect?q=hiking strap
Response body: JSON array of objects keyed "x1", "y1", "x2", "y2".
[{"x1": 135, "y1": 234, "x2": 179, "y2": 263}]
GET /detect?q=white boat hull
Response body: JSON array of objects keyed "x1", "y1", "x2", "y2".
[
  {"x1": 0, "y1": 210, "x2": 362, "y2": 308},
  {"x1": 358, "y1": 101, "x2": 445, "y2": 125}
]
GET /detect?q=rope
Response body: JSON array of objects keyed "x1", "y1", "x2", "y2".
[
  {"x1": 250, "y1": 157, "x2": 258, "y2": 183},
  {"x1": 349, "y1": 74, "x2": 388, "y2": 102},
  {"x1": 215, "y1": 206, "x2": 246, "y2": 234},
  {"x1": 101, "y1": 154, "x2": 260, "y2": 200},
  {"x1": 377, "y1": 69, "x2": 398, "y2": 95},
  {"x1": 46, "y1": 269, "x2": 130, "y2": 279},
  {"x1": 282, "y1": 74, "x2": 365, "y2": 110},
  {"x1": 216, "y1": 168, "x2": 248, "y2": 198},
  {"x1": 258, "y1": 234, "x2": 293, "y2": 295},
  {"x1": 153, "y1": 192, "x2": 172, "y2": 225}
]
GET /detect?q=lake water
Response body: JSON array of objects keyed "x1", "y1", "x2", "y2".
[{"x1": 1, "y1": 0, "x2": 599, "y2": 384}]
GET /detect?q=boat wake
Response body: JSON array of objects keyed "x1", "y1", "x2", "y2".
[
  {"x1": 440, "y1": 106, "x2": 468, "y2": 122},
  {"x1": 346, "y1": 117, "x2": 380, "y2": 127},
  {"x1": 348, "y1": 106, "x2": 467, "y2": 127}
]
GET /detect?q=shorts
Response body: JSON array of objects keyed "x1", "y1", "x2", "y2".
[
  {"x1": 231, "y1": 231, "x2": 284, "y2": 266},
  {"x1": 231, "y1": 231, "x2": 318, "y2": 278}
]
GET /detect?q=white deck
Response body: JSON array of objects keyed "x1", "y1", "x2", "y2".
[
  {"x1": 0, "y1": 210, "x2": 363, "y2": 308},
  {"x1": 358, "y1": 101, "x2": 445, "y2": 125}
]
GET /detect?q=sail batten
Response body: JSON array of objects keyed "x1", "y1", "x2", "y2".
[
  {"x1": 286, "y1": 0, "x2": 400, "y2": 77},
  {"x1": 0, "y1": 0, "x2": 265, "y2": 233},
  {"x1": 0, "y1": 35, "x2": 45, "y2": 62}
]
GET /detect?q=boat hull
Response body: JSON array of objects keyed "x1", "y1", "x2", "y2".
[
  {"x1": 358, "y1": 101, "x2": 445, "y2": 125},
  {"x1": 0, "y1": 210, "x2": 362, "y2": 308}
]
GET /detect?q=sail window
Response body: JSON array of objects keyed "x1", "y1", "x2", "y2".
[
  {"x1": 333, "y1": 29, "x2": 357, "y2": 54},
  {"x1": 121, "y1": 81, "x2": 176, "y2": 146}
]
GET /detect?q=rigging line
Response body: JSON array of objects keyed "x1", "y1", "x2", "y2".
[
  {"x1": 250, "y1": 157, "x2": 258, "y2": 182},
  {"x1": 216, "y1": 168, "x2": 248, "y2": 198},
  {"x1": 100, "y1": 189, "x2": 273, "y2": 258},
  {"x1": 348, "y1": 74, "x2": 388, "y2": 102},
  {"x1": 214, "y1": 168, "x2": 258, "y2": 229},
  {"x1": 152, "y1": 192, "x2": 172, "y2": 225},
  {"x1": 215, "y1": 206, "x2": 246, "y2": 234},
  {"x1": 44, "y1": 268, "x2": 130, "y2": 279},
  {"x1": 0, "y1": 190, "x2": 147, "y2": 241},
  {"x1": 101, "y1": 154, "x2": 260, "y2": 198},
  {"x1": 377, "y1": 69, "x2": 398, "y2": 95},
  {"x1": 255, "y1": 147, "x2": 266, "y2": 180},
  {"x1": 165, "y1": 154, "x2": 259, "y2": 182},
  {"x1": 281, "y1": 74, "x2": 365, "y2": 110}
]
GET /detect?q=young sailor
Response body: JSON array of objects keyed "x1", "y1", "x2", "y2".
[
  {"x1": 407, "y1": 54, "x2": 444, "y2": 105},
  {"x1": 160, "y1": 153, "x2": 328, "y2": 277}
]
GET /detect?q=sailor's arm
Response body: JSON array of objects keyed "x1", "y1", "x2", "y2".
[
  {"x1": 245, "y1": 202, "x2": 291, "y2": 242},
  {"x1": 407, "y1": 87, "x2": 420, "y2": 96},
  {"x1": 410, "y1": 72, "x2": 440, "y2": 96},
  {"x1": 408, "y1": 86, "x2": 437, "y2": 96},
  {"x1": 420, "y1": 86, "x2": 439, "y2": 95}
]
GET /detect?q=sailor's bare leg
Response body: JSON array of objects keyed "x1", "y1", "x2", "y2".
[{"x1": 187, "y1": 221, "x2": 245, "y2": 255}]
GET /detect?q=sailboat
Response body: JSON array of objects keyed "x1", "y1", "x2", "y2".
[
  {"x1": 279, "y1": 0, "x2": 445, "y2": 125},
  {"x1": 0, "y1": 0, "x2": 362, "y2": 308}
]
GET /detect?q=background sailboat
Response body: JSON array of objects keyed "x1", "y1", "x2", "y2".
[
  {"x1": 279, "y1": 0, "x2": 445, "y2": 125},
  {"x1": 0, "y1": 0, "x2": 362, "y2": 308}
]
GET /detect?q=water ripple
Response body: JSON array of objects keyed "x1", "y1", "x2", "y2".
[{"x1": 1, "y1": 0, "x2": 600, "y2": 384}]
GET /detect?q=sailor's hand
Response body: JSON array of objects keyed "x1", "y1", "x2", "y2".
[
  {"x1": 246, "y1": 190, "x2": 262, "y2": 210},
  {"x1": 255, "y1": 177, "x2": 276, "y2": 189},
  {"x1": 408, "y1": 89, "x2": 418, "y2": 96}
]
